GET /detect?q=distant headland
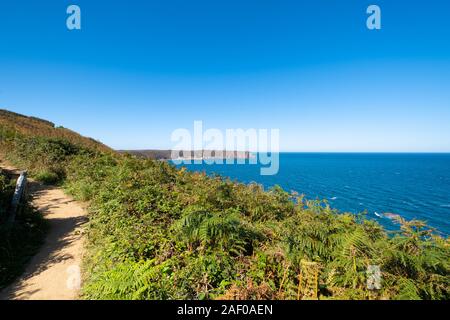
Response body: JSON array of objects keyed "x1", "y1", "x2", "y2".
[{"x1": 118, "y1": 149, "x2": 254, "y2": 161}]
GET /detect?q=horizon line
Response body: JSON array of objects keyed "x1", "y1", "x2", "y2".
[{"x1": 116, "y1": 148, "x2": 450, "y2": 154}]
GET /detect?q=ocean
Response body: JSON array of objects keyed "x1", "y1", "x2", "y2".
[{"x1": 176, "y1": 153, "x2": 450, "y2": 236}]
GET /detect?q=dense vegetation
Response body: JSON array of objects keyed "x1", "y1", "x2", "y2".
[
  {"x1": 0, "y1": 109, "x2": 110, "y2": 153},
  {"x1": 0, "y1": 168, "x2": 47, "y2": 288},
  {"x1": 1, "y1": 110, "x2": 449, "y2": 300}
]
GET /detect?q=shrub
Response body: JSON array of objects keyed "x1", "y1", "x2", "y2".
[
  {"x1": 0, "y1": 171, "x2": 47, "y2": 288},
  {"x1": 35, "y1": 170, "x2": 61, "y2": 185}
]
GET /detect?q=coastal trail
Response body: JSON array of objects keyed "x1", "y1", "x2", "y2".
[{"x1": 0, "y1": 162, "x2": 87, "y2": 300}]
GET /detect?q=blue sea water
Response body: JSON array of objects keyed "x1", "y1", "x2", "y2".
[{"x1": 176, "y1": 153, "x2": 450, "y2": 236}]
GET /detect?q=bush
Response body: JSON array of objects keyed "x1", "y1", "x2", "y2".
[
  {"x1": 35, "y1": 170, "x2": 61, "y2": 185},
  {"x1": 72, "y1": 156, "x2": 449, "y2": 300},
  {"x1": 0, "y1": 171, "x2": 47, "y2": 288},
  {"x1": 0, "y1": 171, "x2": 13, "y2": 222}
]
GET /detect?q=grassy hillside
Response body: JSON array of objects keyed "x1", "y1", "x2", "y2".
[
  {"x1": 0, "y1": 109, "x2": 449, "y2": 300},
  {"x1": 0, "y1": 109, "x2": 113, "y2": 183},
  {"x1": 0, "y1": 109, "x2": 111, "y2": 153}
]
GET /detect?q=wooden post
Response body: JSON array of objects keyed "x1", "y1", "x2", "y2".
[{"x1": 7, "y1": 171, "x2": 27, "y2": 227}]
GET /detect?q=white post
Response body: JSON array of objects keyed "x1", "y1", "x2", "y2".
[{"x1": 7, "y1": 171, "x2": 27, "y2": 226}]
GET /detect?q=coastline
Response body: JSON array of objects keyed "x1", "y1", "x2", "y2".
[{"x1": 118, "y1": 149, "x2": 256, "y2": 161}]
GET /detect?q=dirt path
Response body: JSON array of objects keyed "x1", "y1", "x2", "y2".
[{"x1": 0, "y1": 164, "x2": 87, "y2": 300}]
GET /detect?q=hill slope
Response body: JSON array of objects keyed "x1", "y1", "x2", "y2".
[
  {"x1": 0, "y1": 109, "x2": 113, "y2": 183},
  {"x1": 0, "y1": 109, "x2": 111, "y2": 153}
]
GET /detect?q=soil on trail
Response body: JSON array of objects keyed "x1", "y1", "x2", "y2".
[{"x1": 0, "y1": 163, "x2": 87, "y2": 300}]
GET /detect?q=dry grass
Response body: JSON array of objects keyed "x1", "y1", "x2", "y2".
[{"x1": 0, "y1": 109, "x2": 111, "y2": 153}]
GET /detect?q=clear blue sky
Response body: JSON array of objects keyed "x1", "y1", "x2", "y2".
[{"x1": 1, "y1": 0, "x2": 449, "y2": 151}]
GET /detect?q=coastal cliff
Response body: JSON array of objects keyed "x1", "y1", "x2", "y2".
[{"x1": 119, "y1": 149, "x2": 254, "y2": 160}]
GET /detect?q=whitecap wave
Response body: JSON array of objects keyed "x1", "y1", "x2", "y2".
[{"x1": 384, "y1": 212, "x2": 401, "y2": 220}]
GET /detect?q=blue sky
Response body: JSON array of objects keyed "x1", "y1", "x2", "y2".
[{"x1": 0, "y1": 0, "x2": 449, "y2": 151}]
